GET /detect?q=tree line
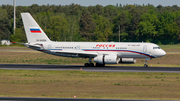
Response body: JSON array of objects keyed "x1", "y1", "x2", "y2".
[{"x1": 0, "y1": 3, "x2": 180, "y2": 44}]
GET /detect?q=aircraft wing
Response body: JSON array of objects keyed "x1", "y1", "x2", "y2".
[{"x1": 52, "y1": 50, "x2": 98, "y2": 58}]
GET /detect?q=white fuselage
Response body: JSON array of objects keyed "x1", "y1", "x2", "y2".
[{"x1": 26, "y1": 41, "x2": 166, "y2": 59}]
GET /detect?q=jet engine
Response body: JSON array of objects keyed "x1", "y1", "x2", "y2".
[
  {"x1": 119, "y1": 58, "x2": 136, "y2": 64},
  {"x1": 94, "y1": 55, "x2": 120, "y2": 64}
]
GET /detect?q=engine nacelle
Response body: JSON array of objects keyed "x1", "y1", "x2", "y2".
[
  {"x1": 94, "y1": 55, "x2": 120, "y2": 64},
  {"x1": 119, "y1": 58, "x2": 136, "y2": 64}
]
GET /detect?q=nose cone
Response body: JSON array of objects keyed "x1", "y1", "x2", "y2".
[
  {"x1": 153, "y1": 49, "x2": 166, "y2": 58},
  {"x1": 161, "y1": 49, "x2": 166, "y2": 56},
  {"x1": 157, "y1": 49, "x2": 166, "y2": 57}
]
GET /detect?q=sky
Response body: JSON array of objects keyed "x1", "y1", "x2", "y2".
[{"x1": 0, "y1": 0, "x2": 180, "y2": 7}]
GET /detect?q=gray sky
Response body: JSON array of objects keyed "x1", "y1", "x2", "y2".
[{"x1": 1, "y1": 0, "x2": 180, "y2": 7}]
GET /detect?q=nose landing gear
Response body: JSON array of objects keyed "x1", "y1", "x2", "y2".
[
  {"x1": 144, "y1": 60, "x2": 148, "y2": 67},
  {"x1": 144, "y1": 58, "x2": 150, "y2": 68}
]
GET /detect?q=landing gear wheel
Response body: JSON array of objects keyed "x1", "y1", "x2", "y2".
[
  {"x1": 89, "y1": 63, "x2": 94, "y2": 67},
  {"x1": 84, "y1": 63, "x2": 94, "y2": 67},
  {"x1": 144, "y1": 64, "x2": 148, "y2": 68},
  {"x1": 84, "y1": 58, "x2": 94, "y2": 67},
  {"x1": 84, "y1": 63, "x2": 89, "y2": 67}
]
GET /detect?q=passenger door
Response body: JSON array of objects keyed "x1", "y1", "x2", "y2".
[{"x1": 143, "y1": 45, "x2": 147, "y2": 53}]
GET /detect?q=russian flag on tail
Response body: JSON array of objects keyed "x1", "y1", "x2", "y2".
[{"x1": 30, "y1": 28, "x2": 41, "y2": 33}]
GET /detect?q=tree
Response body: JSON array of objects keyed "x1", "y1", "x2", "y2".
[
  {"x1": 92, "y1": 14, "x2": 107, "y2": 41},
  {"x1": 127, "y1": 8, "x2": 142, "y2": 41},
  {"x1": 69, "y1": 3, "x2": 82, "y2": 16},
  {"x1": 156, "y1": 11, "x2": 178, "y2": 44},
  {"x1": 11, "y1": 28, "x2": 26, "y2": 42},
  {"x1": 92, "y1": 14, "x2": 113, "y2": 42},
  {"x1": 175, "y1": 16, "x2": 180, "y2": 41},
  {"x1": 28, "y1": 4, "x2": 40, "y2": 14},
  {"x1": 135, "y1": 10, "x2": 159, "y2": 42},
  {"x1": 0, "y1": 7, "x2": 11, "y2": 40},
  {"x1": 103, "y1": 5, "x2": 117, "y2": 22},
  {"x1": 79, "y1": 11, "x2": 96, "y2": 41},
  {"x1": 164, "y1": 22, "x2": 179, "y2": 44},
  {"x1": 113, "y1": 11, "x2": 130, "y2": 42},
  {"x1": 1, "y1": 5, "x2": 13, "y2": 19},
  {"x1": 34, "y1": 11, "x2": 55, "y2": 30},
  {"x1": 67, "y1": 15, "x2": 80, "y2": 41},
  {"x1": 49, "y1": 13, "x2": 69, "y2": 41},
  {"x1": 136, "y1": 21, "x2": 157, "y2": 42}
]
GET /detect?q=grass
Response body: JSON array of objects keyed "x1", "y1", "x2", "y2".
[
  {"x1": 0, "y1": 50, "x2": 88, "y2": 65},
  {"x1": 0, "y1": 69, "x2": 179, "y2": 100},
  {"x1": 159, "y1": 45, "x2": 180, "y2": 52}
]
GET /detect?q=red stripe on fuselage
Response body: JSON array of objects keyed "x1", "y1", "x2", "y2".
[{"x1": 31, "y1": 31, "x2": 41, "y2": 33}]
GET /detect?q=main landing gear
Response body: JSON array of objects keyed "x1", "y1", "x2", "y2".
[
  {"x1": 84, "y1": 58, "x2": 105, "y2": 67},
  {"x1": 84, "y1": 63, "x2": 94, "y2": 67},
  {"x1": 84, "y1": 58, "x2": 94, "y2": 67}
]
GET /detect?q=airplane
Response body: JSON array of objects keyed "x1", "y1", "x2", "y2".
[{"x1": 20, "y1": 13, "x2": 166, "y2": 67}]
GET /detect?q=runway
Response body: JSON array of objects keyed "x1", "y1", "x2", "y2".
[{"x1": 0, "y1": 64, "x2": 180, "y2": 73}]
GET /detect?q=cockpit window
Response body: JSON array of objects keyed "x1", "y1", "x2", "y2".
[{"x1": 153, "y1": 47, "x2": 160, "y2": 49}]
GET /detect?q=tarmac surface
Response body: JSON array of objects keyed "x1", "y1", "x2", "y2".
[{"x1": 0, "y1": 64, "x2": 180, "y2": 73}]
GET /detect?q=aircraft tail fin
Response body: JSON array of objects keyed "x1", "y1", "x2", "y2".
[{"x1": 21, "y1": 13, "x2": 51, "y2": 43}]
